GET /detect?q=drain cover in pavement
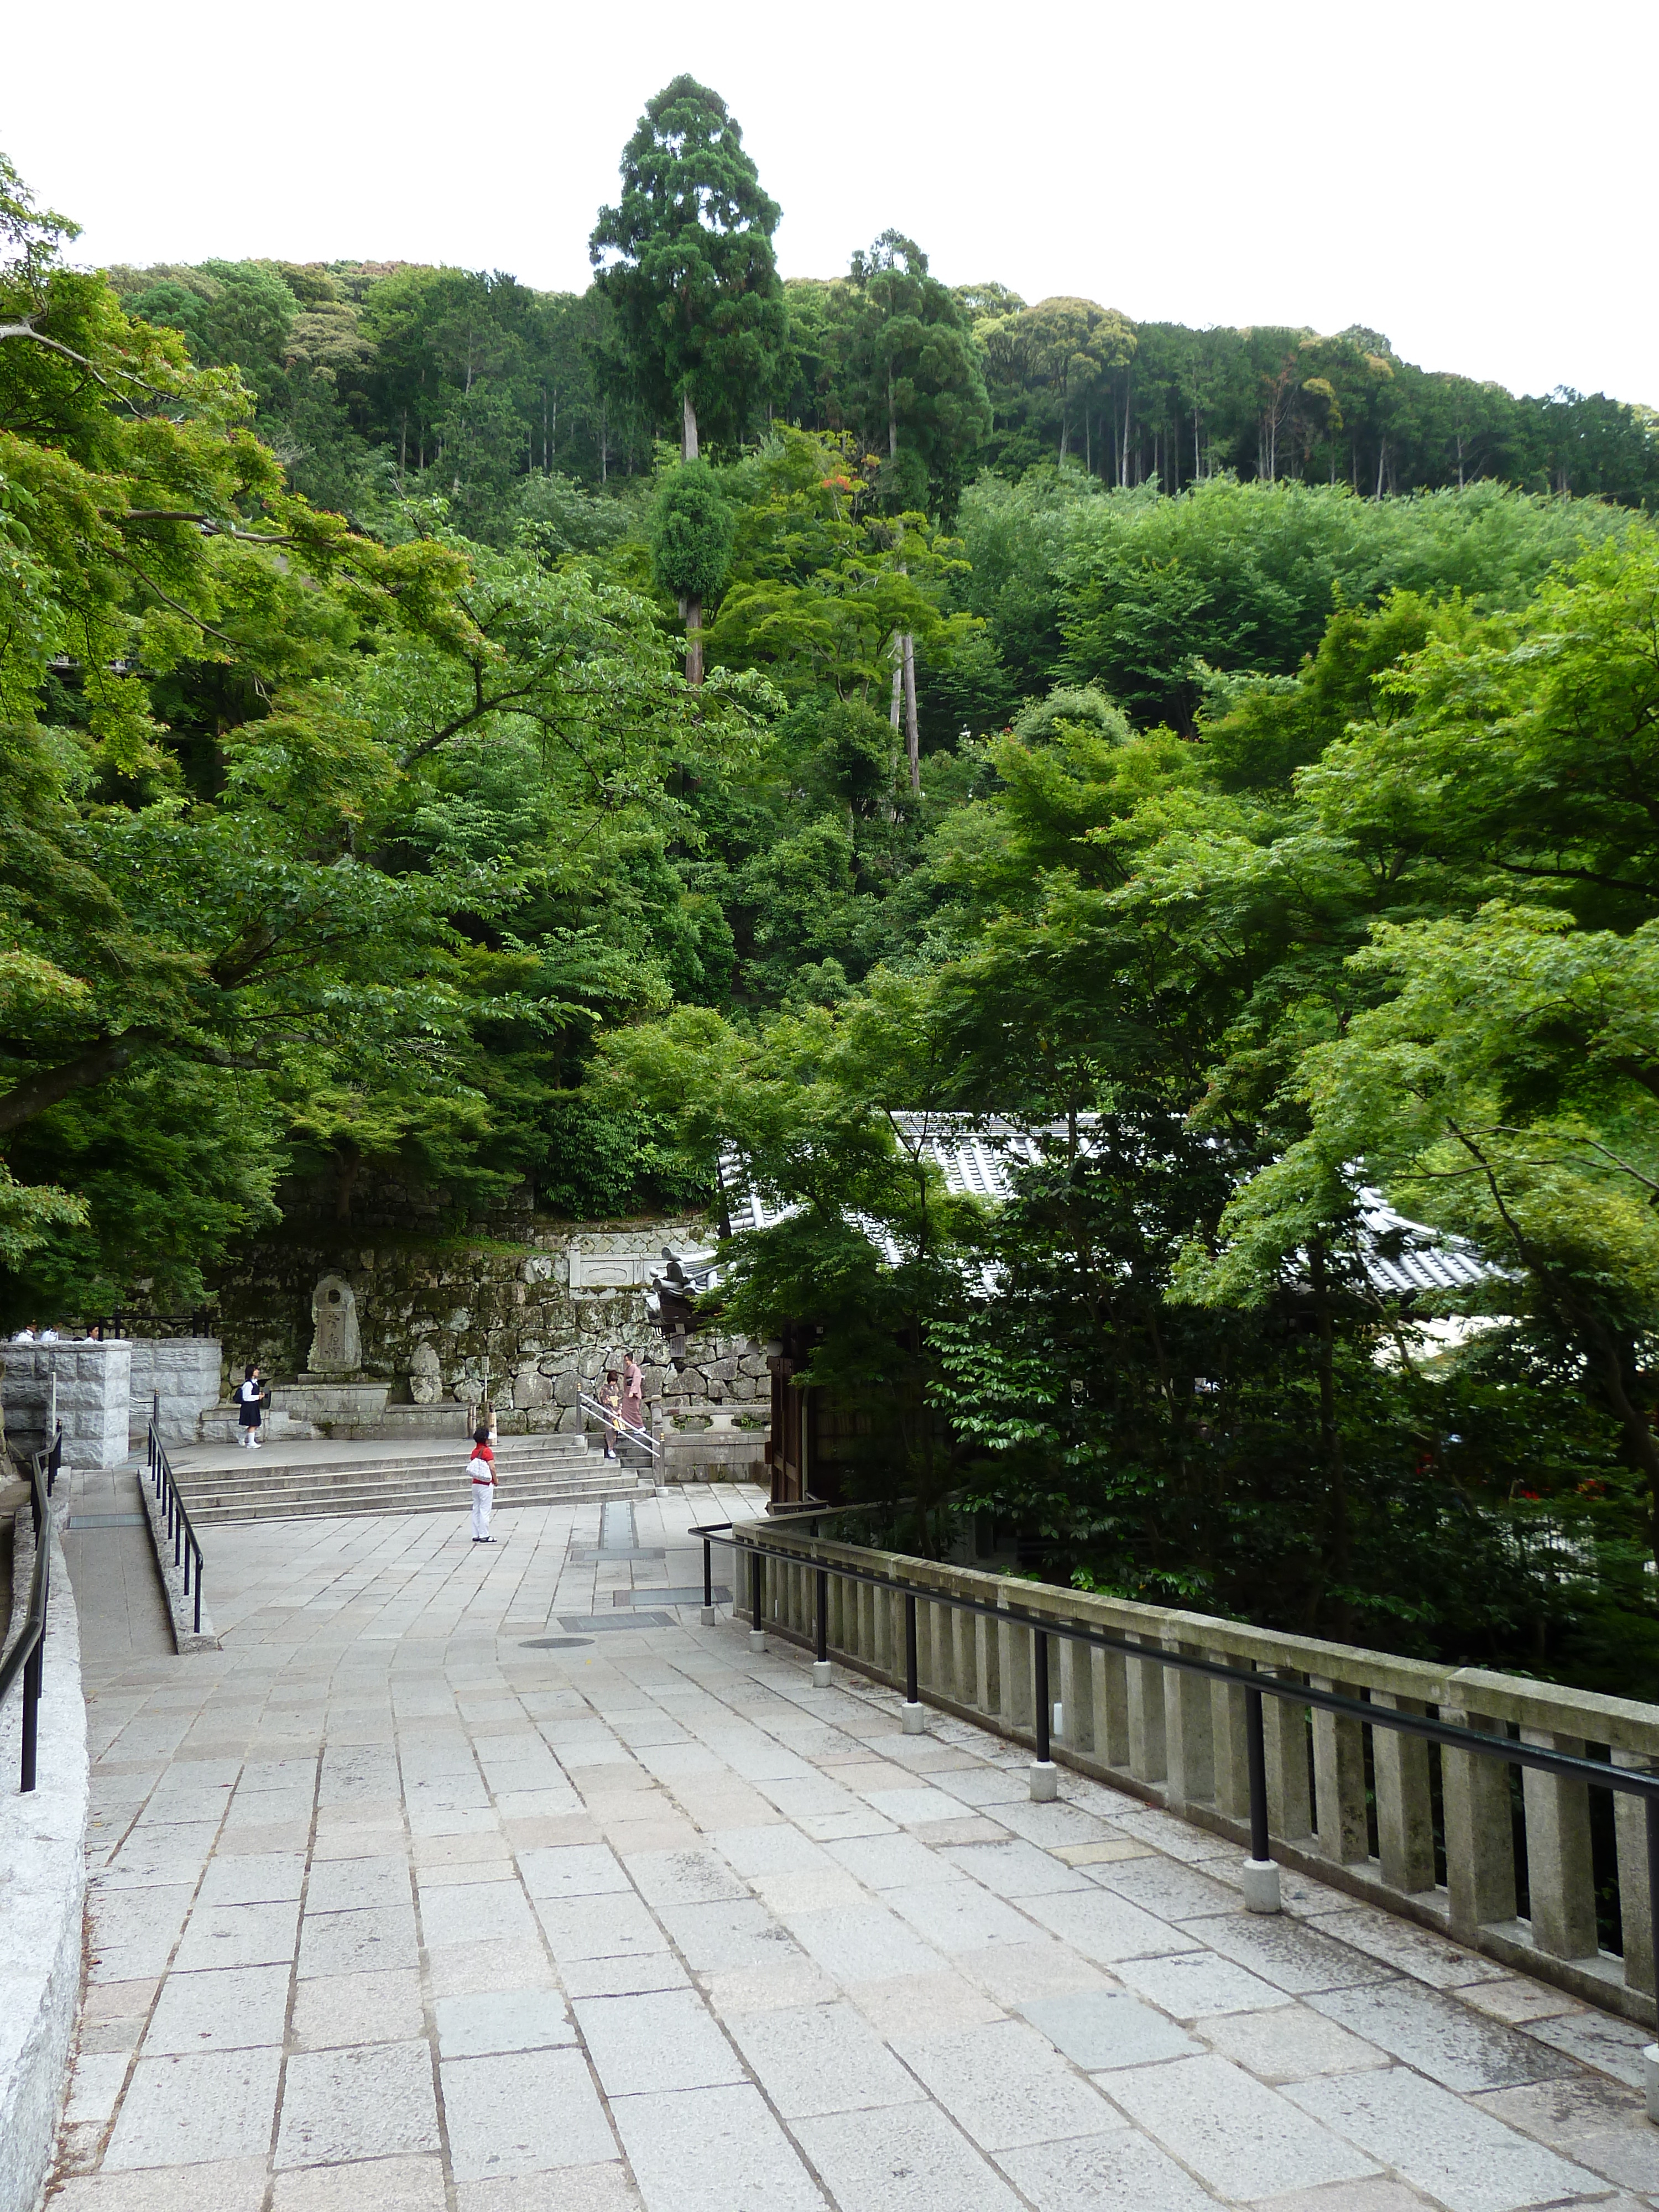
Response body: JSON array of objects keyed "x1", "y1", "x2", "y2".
[{"x1": 520, "y1": 1637, "x2": 593, "y2": 1650}]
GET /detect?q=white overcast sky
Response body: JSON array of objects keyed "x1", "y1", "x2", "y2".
[{"x1": 8, "y1": 0, "x2": 1654, "y2": 404}]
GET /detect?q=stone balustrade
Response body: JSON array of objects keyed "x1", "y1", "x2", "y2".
[{"x1": 733, "y1": 1520, "x2": 1659, "y2": 2028}]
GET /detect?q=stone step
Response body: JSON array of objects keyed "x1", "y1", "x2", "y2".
[
  {"x1": 178, "y1": 1470, "x2": 654, "y2": 1524},
  {"x1": 176, "y1": 1442, "x2": 597, "y2": 1486},
  {"x1": 174, "y1": 1451, "x2": 619, "y2": 1486}
]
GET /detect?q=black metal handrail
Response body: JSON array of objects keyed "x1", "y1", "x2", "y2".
[
  {"x1": 692, "y1": 1514, "x2": 1659, "y2": 1997},
  {"x1": 0, "y1": 1427, "x2": 60, "y2": 1791},
  {"x1": 95, "y1": 1308, "x2": 215, "y2": 1339},
  {"x1": 147, "y1": 1402, "x2": 204, "y2": 1636}
]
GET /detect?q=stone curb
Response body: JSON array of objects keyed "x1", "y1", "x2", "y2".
[
  {"x1": 0, "y1": 1507, "x2": 88, "y2": 2212},
  {"x1": 135, "y1": 1468, "x2": 221, "y2": 1653}
]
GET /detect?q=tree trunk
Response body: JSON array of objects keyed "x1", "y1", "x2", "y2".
[
  {"x1": 888, "y1": 371, "x2": 898, "y2": 463},
  {"x1": 682, "y1": 391, "x2": 699, "y2": 462},
  {"x1": 1308, "y1": 1242, "x2": 1352, "y2": 1636},
  {"x1": 684, "y1": 594, "x2": 703, "y2": 686},
  {"x1": 890, "y1": 638, "x2": 904, "y2": 731},
  {"x1": 0, "y1": 1032, "x2": 153, "y2": 1134},
  {"x1": 902, "y1": 630, "x2": 920, "y2": 794},
  {"x1": 335, "y1": 1142, "x2": 361, "y2": 1224}
]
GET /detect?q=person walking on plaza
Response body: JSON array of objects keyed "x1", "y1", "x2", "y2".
[
  {"x1": 468, "y1": 1423, "x2": 497, "y2": 1541},
  {"x1": 236, "y1": 1365, "x2": 268, "y2": 1448},
  {"x1": 620, "y1": 1352, "x2": 644, "y2": 1439}
]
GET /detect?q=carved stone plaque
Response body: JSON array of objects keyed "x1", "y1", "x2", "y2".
[{"x1": 308, "y1": 1274, "x2": 362, "y2": 1373}]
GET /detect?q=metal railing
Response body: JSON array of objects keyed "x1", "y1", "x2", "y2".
[
  {"x1": 577, "y1": 1392, "x2": 661, "y2": 1461},
  {"x1": 692, "y1": 1513, "x2": 1659, "y2": 2023},
  {"x1": 0, "y1": 1427, "x2": 60, "y2": 1792},
  {"x1": 147, "y1": 1405, "x2": 205, "y2": 1636},
  {"x1": 94, "y1": 1308, "x2": 215, "y2": 1339}
]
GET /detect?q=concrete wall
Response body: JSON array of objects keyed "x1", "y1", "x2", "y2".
[
  {"x1": 125, "y1": 1338, "x2": 221, "y2": 1448},
  {"x1": 1, "y1": 1342, "x2": 131, "y2": 1470},
  {"x1": 0, "y1": 1510, "x2": 89, "y2": 2212}
]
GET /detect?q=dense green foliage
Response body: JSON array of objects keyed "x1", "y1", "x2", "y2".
[{"x1": 6, "y1": 96, "x2": 1659, "y2": 1685}]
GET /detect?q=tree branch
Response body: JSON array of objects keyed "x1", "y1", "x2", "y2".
[
  {"x1": 0, "y1": 1032, "x2": 151, "y2": 1134},
  {"x1": 0, "y1": 318, "x2": 192, "y2": 405},
  {"x1": 107, "y1": 508, "x2": 298, "y2": 545}
]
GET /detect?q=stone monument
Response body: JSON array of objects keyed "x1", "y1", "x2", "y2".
[
  {"x1": 306, "y1": 1274, "x2": 361, "y2": 1375},
  {"x1": 408, "y1": 1341, "x2": 442, "y2": 1404}
]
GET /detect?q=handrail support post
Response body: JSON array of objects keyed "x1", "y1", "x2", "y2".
[
  {"x1": 813, "y1": 1565, "x2": 831, "y2": 1686},
  {"x1": 1030, "y1": 1627, "x2": 1057, "y2": 1801},
  {"x1": 1241, "y1": 1680, "x2": 1281, "y2": 1914},
  {"x1": 902, "y1": 1591, "x2": 925, "y2": 1734},
  {"x1": 748, "y1": 1546, "x2": 765, "y2": 1653},
  {"x1": 701, "y1": 1537, "x2": 717, "y2": 1626}
]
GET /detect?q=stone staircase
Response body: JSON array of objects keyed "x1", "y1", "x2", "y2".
[{"x1": 168, "y1": 1434, "x2": 654, "y2": 1525}]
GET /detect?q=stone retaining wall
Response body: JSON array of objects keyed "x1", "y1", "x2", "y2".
[
  {"x1": 1, "y1": 1343, "x2": 131, "y2": 1471},
  {"x1": 0, "y1": 1509, "x2": 88, "y2": 2212},
  {"x1": 124, "y1": 1338, "x2": 221, "y2": 1448},
  {"x1": 201, "y1": 1217, "x2": 772, "y2": 1438}
]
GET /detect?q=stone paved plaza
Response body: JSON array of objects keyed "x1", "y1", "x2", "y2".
[{"x1": 46, "y1": 1479, "x2": 1659, "y2": 2211}]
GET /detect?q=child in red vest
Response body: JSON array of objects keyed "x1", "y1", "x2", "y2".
[{"x1": 468, "y1": 1425, "x2": 496, "y2": 1542}]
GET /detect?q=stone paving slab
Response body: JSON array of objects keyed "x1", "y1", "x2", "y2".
[{"x1": 47, "y1": 1481, "x2": 1659, "y2": 2212}]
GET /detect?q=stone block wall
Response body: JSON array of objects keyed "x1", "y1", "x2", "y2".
[
  {"x1": 125, "y1": 1338, "x2": 222, "y2": 1448},
  {"x1": 198, "y1": 1217, "x2": 770, "y2": 1452},
  {"x1": 1, "y1": 1342, "x2": 132, "y2": 1470}
]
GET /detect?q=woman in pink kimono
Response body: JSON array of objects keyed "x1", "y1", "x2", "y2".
[{"x1": 619, "y1": 1353, "x2": 645, "y2": 1437}]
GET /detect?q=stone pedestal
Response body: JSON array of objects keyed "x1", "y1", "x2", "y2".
[{"x1": 2, "y1": 1340, "x2": 132, "y2": 1469}]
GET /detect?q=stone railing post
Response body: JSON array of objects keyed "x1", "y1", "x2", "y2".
[
  {"x1": 1613, "y1": 1752, "x2": 1656, "y2": 1999},
  {"x1": 1311, "y1": 1676, "x2": 1370, "y2": 1866},
  {"x1": 1058, "y1": 1629, "x2": 1093, "y2": 1757},
  {"x1": 1126, "y1": 1632, "x2": 1167, "y2": 1785},
  {"x1": 1441, "y1": 1706, "x2": 1517, "y2": 1939},
  {"x1": 1000, "y1": 1608, "x2": 1034, "y2": 1738},
  {"x1": 1522, "y1": 1728, "x2": 1599, "y2": 1960},
  {"x1": 974, "y1": 1608, "x2": 1001, "y2": 1723},
  {"x1": 1211, "y1": 1658, "x2": 1251, "y2": 1824},
  {"x1": 1372, "y1": 1691, "x2": 1436, "y2": 1895},
  {"x1": 1094, "y1": 1644, "x2": 1131, "y2": 1770},
  {"x1": 1164, "y1": 1640, "x2": 1214, "y2": 1811},
  {"x1": 1261, "y1": 1670, "x2": 1313, "y2": 1843}
]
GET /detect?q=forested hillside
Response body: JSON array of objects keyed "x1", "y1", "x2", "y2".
[
  {"x1": 4, "y1": 78, "x2": 1658, "y2": 1682},
  {"x1": 103, "y1": 242, "x2": 1659, "y2": 537}
]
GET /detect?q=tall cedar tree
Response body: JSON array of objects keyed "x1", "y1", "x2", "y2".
[
  {"x1": 588, "y1": 77, "x2": 787, "y2": 461},
  {"x1": 650, "y1": 460, "x2": 735, "y2": 684}
]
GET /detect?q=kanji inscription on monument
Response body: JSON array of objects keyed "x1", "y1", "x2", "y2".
[{"x1": 308, "y1": 1274, "x2": 362, "y2": 1373}]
